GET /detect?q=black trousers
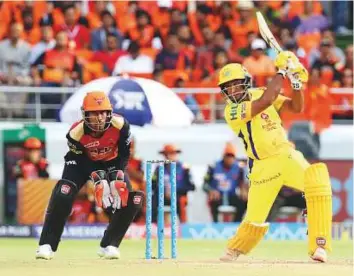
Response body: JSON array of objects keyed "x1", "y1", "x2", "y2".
[{"x1": 209, "y1": 194, "x2": 247, "y2": 222}]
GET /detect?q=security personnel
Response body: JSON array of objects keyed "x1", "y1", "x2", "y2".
[
  {"x1": 203, "y1": 142, "x2": 247, "y2": 222},
  {"x1": 13, "y1": 137, "x2": 49, "y2": 180},
  {"x1": 153, "y1": 144, "x2": 195, "y2": 223}
]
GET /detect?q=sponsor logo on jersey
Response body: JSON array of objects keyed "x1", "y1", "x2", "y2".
[
  {"x1": 84, "y1": 141, "x2": 100, "y2": 148},
  {"x1": 65, "y1": 160, "x2": 77, "y2": 165},
  {"x1": 261, "y1": 113, "x2": 269, "y2": 120}
]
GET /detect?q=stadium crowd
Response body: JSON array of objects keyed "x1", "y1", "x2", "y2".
[{"x1": 0, "y1": 0, "x2": 352, "y2": 128}]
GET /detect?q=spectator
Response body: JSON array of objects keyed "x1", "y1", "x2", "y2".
[
  {"x1": 29, "y1": 22, "x2": 56, "y2": 65},
  {"x1": 309, "y1": 29, "x2": 346, "y2": 67},
  {"x1": 112, "y1": 41, "x2": 154, "y2": 75},
  {"x1": 188, "y1": 4, "x2": 214, "y2": 46},
  {"x1": 92, "y1": 33, "x2": 126, "y2": 75},
  {"x1": 203, "y1": 142, "x2": 248, "y2": 222},
  {"x1": 218, "y1": 1, "x2": 237, "y2": 40},
  {"x1": 31, "y1": 31, "x2": 80, "y2": 87},
  {"x1": 293, "y1": 2, "x2": 329, "y2": 34},
  {"x1": 312, "y1": 39, "x2": 341, "y2": 86},
  {"x1": 238, "y1": 31, "x2": 258, "y2": 57},
  {"x1": 227, "y1": 0, "x2": 259, "y2": 50},
  {"x1": 176, "y1": 25, "x2": 196, "y2": 65},
  {"x1": 54, "y1": 5, "x2": 90, "y2": 49},
  {"x1": 155, "y1": 32, "x2": 191, "y2": 71},
  {"x1": 21, "y1": 8, "x2": 41, "y2": 45},
  {"x1": 87, "y1": 1, "x2": 112, "y2": 30},
  {"x1": 307, "y1": 68, "x2": 332, "y2": 133},
  {"x1": 0, "y1": 22, "x2": 32, "y2": 86},
  {"x1": 153, "y1": 144, "x2": 195, "y2": 223},
  {"x1": 214, "y1": 30, "x2": 244, "y2": 63},
  {"x1": 125, "y1": 9, "x2": 159, "y2": 49},
  {"x1": 243, "y1": 38, "x2": 276, "y2": 86},
  {"x1": 13, "y1": 137, "x2": 49, "y2": 180},
  {"x1": 195, "y1": 27, "x2": 215, "y2": 70},
  {"x1": 203, "y1": 48, "x2": 229, "y2": 82},
  {"x1": 169, "y1": 8, "x2": 186, "y2": 34},
  {"x1": 91, "y1": 10, "x2": 123, "y2": 51},
  {"x1": 344, "y1": 44, "x2": 353, "y2": 70}
]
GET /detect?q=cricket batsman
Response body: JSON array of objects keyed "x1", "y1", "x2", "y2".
[
  {"x1": 218, "y1": 51, "x2": 332, "y2": 262},
  {"x1": 35, "y1": 91, "x2": 144, "y2": 260}
]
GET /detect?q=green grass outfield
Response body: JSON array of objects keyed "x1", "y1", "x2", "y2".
[{"x1": 0, "y1": 239, "x2": 352, "y2": 276}]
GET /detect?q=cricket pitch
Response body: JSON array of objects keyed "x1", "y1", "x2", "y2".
[{"x1": 0, "y1": 239, "x2": 352, "y2": 276}]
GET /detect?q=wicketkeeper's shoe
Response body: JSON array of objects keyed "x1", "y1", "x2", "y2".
[
  {"x1": 98, "y1": 246, "x2": 120, "y2": 259},
  {"x1": 35, "y1": 244, "x2": 54, "y2": 260},
  {"x1": 219, "y1": 249, "x2": 241, "y2": 262},
  {"x1": 311, "y1": 247, "x2": 327, "y2": 263}
]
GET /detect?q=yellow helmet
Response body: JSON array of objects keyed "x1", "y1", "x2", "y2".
[
  {"x1": 218, "y1": 63, "x2": 252, "y2": 104},
  {"x1": 218, "y1": 63, "x2": 251, "y2": 86}
]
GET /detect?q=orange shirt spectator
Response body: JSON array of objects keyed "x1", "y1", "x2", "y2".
[
  {"x1": 243, "y1": 39, "x2": 276, "y2": 86},
  {"x1": 0, "y1": 1, "x2": 15, "y2": 40},
  {"x1": 307, "y1": 68, "x2": 332, "y2": 133},
  {"x1": 228, "y1": 1, "x2": 259, "y2": 50},
  {"x1": 31, "y1": 31, "x2": 80, "y2": 86},
  {"x1": 188, "y1": 5, "x2": 220, "y2": 46},
  {"x1": 54, "y1": 5, "x2": 90, "y2": 49},
  {"x1": 21, "y1": 9, "x2": 41, "y2": 45},
  {"x1": 86, "y1": 1, "x2": 109, "y2": 29},
  {"x1": 126, "y1": 9, "x2": 155, "y2": 48}
]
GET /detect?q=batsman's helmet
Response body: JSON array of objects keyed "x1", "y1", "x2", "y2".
[
  {"x1": 81, "y1": 91, "x2": 113, "y2": 131},
  {"x1": 218, "y1": 63, "x2": 252, "y2": 104}
]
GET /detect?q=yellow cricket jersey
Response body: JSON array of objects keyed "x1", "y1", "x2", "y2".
[{"x1": 224, "y1": 88, "x2": 293, "y2": 160}]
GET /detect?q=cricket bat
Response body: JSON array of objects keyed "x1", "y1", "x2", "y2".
[
  {"x1": 256, "y1": 11, "x2": 297, "y2": 82},
  {"x1": 256, "y1": 11, "x2": 283, "y2": 53}
]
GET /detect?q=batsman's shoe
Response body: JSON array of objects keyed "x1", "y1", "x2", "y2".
[
  {"x1": 35, "y1": 244, "x2": 54, "y2": 260},
  {"x1": 98, "y1": 246, "x2": 120, "y2": 259},
  {"x1": 311, "y1": 247, "x2": 327, "y2": 263},
  {"x1": 219, "y1": 249, "x2": 241, "y2": 262}
]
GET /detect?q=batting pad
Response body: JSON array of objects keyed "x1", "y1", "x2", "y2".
[
  {"x1": 304, "y1": 163, "x2": 332, "y2": 255},
  {"x1": 227, "y1": 221, "x2": 269, "y2": 254}
]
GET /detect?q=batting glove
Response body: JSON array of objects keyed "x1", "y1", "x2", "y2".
[
  {"x1": 108, "y1": 170, "x2": 129, "y2": 210},
  {"x1": 274, "y1": 51, "x2": 299, "y2": 78},
  {"x1": 287, "y1": 60, "x2": 309, "y2": 90},
  {"x1": 91, "y1": 170, "x2": 113, "y2": 209}
]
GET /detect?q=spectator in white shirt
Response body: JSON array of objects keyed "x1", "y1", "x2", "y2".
[
  {"x1": 0, "y1": 22, "x2": 32, "y2": 85},
  {"x1": 112, "y1": 41, "x2": 153, "y2": 75},
  {"x1": 29, "y1": 21, "x2": 56, "y2": 65}
]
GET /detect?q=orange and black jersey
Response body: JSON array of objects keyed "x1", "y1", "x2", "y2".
[{"x1": 66, "y1": 114, "x2": 131, "y2": 170}]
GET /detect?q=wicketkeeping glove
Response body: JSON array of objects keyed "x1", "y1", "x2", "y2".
[
  {"x1": 90, "y1": 170, "x2": 113, "y2": 209},
  {"x1": 108, "y1": 170, "x2": 129, "y2": 210}
]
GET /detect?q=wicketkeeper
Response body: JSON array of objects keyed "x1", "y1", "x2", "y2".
[{"x1": 36, "y1": 91, "x2": 144, "y2": 260}]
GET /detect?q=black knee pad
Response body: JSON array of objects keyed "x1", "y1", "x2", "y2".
[
  {"x1": 128, "y1": 190, "x2": 145, "y2": 210},
  {"x1": 47, "y1": 179, "x2": 77, "y2": 216}
]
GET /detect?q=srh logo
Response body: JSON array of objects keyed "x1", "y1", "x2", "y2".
[
  {"x1": 61, "y1": 184, "x2": 71, "y2": 194},
  {"x1": 133, "y1": 195, "x2": 142, "y2": 205},
  {"x1": 95, "y1": 97, "x2": 104, "y2": 105}
]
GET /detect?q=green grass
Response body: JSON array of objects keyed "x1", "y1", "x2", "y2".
[{"x1": 0, "y1": 239, "x2": 352, "y2": 276}]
